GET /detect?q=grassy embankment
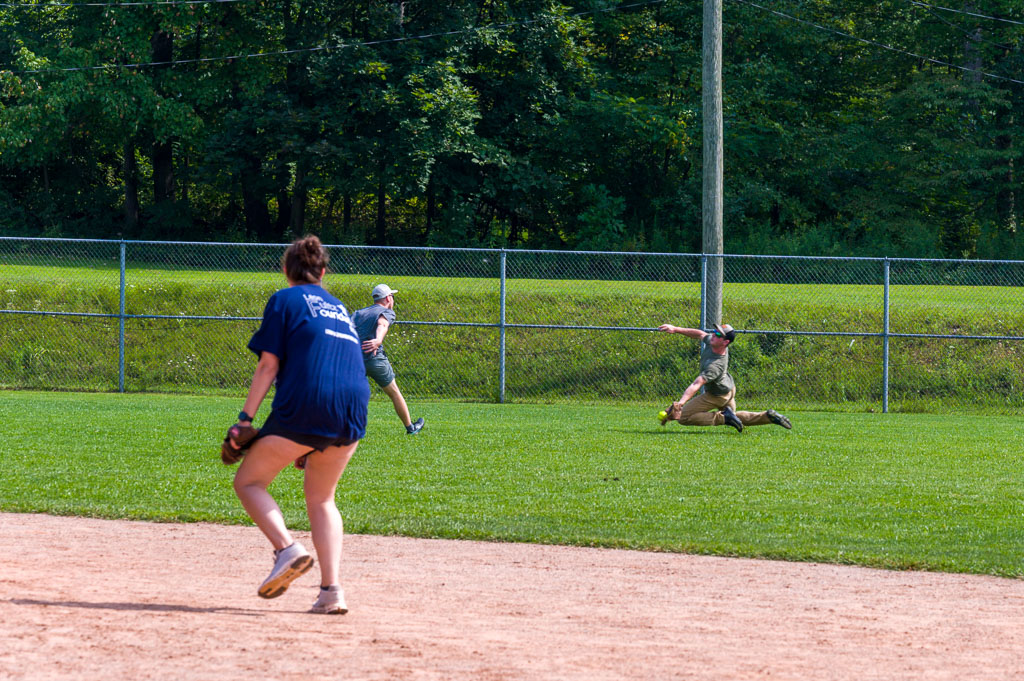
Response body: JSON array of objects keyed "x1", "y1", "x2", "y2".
[{"x1": 2, "y1": 264, "x2": 1023, "y2": 412}]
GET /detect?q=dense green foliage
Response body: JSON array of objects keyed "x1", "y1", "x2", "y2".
[
  {"x1": 1, "y1": 1, "x2": 1021, "y2": 257},
  {"x1": 3, "y1": 264, "x2": 1023, "y2": 411},
  {"x1": 1, "y1": 391, "x2": 1021, "y2": 576}
]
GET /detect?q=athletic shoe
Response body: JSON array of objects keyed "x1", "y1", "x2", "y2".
[
  {"x1": 406, "y1": 417, "x2": 425, "y2": 435},
  {"x1": 258, "y1": 542, "x2": 313, "y2": 599},
  {"x1": 311, "y1": 585, "x2": 348, "y2": 615},
  {"x1": 721, "y1": 407, "x2": 743, "y2": 433},
  {"x1": 766, "y1": 409, "x2": 792, "y2": 429}
]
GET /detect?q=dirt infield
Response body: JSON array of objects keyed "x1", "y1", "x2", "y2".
[{"x1": 2, "y1": 513, "x2": 1023, "y2": 681}]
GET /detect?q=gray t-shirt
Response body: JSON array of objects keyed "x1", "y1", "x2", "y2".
[
  {"x1": 699, "y1": 333, "x2": 735, "y2": 396},
  {"x1": 351, "y1": 303, "x2": 396, "y2": 357}
]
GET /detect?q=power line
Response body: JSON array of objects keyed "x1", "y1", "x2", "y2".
[
  {"x1": 9, "y1": 29, "x2": 466, "y2": 73},
  {"x1": 906, "y1": 1, "x2": 1024, "y2": 27},
  {"x1": 731, "y1": 0, "x2": 1024, "y2": 85},
  {"x1": 3, "y1": 0, "x2": 667, "y2": 74},
  {"x1": 6, "y1": 0, "x2": 1019, "y2": 84},
  {"x1": 907, "y1": 0, "x2": 1017, "y2": 51},
  {"x1": 0, "y1": 0, "x2": 250, "y2": 6}
]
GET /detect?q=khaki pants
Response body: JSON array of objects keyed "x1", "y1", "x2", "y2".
[{"x1": 676, "y1": 389, "x2": 772, "y2": 427}]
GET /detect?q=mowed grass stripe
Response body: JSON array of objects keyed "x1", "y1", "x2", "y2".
[
  {"x1": 4, "y1": 263, "x2": 1023, "y2": 318},
  {"x1": 1, "y1": 390, "x2": 1021, "y2": 577}
]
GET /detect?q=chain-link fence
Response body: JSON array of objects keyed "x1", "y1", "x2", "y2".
[{"x1": 3, "y1": 237, "x2": 1023, "y2": 414}]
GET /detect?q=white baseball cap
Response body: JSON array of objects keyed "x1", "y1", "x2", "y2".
[
  {"x1": 372, "y1": 284, "x2": 398, "y2": 300},
  {"x1": 713, "y1": 323, "x2": 736, "y2": 342}
]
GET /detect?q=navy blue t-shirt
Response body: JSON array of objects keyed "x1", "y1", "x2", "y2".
[{"x1": 248, "y1": 284, "x2": 370, "y2": 441}]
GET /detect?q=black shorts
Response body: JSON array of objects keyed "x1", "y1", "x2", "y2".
[{"x1": 255, "y1": 412, "x2": 358, "y2": 452}]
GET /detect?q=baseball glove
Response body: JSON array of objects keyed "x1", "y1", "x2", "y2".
[
  {"x1": 666, "y1": 402, "x2": 684, "y2": 422},
  {"x1": 221, "y1": 424, "x2": 260, "y2": 465}
]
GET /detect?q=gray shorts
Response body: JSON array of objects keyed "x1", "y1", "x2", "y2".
[{"x1": 364, "y1": 353, "x2": 395, "y2": 388}]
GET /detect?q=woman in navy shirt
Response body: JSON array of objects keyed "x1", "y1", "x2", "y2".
[{"x1": 231, "y1": 235, "x2": 369, "y2": 615}]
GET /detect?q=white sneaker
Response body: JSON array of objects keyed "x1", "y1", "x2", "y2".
[
  {"x1": 258, "y1": 542, "x2": 313, "y2": 599},
  {"x1": 311, "y1": 585, "x2": 348, "y2": 615}
]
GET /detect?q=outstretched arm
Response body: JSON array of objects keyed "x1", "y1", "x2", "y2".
[
  {"x1": 658, "y1": 324, "x2": 707, "y2": 340},
  {"x1": 361, "y1": 315, "x2": 391, "y2": 356},
  {"x1": 675, "y1": 375, "x2": 707, "y2": 406}
]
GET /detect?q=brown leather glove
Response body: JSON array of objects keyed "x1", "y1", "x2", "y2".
[{"x1": 221, "y1": 424, "x2": 259, "y2": 465}]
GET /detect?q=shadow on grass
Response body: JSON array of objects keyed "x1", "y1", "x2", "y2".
[{"x1": 611, "y1": 428, "x2": 736, "y2": 437}]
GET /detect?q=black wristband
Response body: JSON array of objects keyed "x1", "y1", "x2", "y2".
[{"x1": 238, "y1": 411, "x2": 252, "y2": 422}]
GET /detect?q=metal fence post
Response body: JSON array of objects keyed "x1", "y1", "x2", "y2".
[
  {"x1": 118, "y1": 240, "x2": 126, "y2": 393},
  {"x1": 882, "y1": 258, "x2": 890, "y2": 413},
  {"x1": 699, "y1": 254, "x2": 708, "y2": 330},
  {"x1": 499, "y1": 249, "x2": 507, "y2": 404}
]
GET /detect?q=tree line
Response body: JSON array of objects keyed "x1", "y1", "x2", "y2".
[{"x1": 1, "y1": 0, "x2": 1021, "y2": 258}]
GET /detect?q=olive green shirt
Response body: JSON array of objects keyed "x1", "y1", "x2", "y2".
[{"x1": 699, "y1": 333, "x2": 735, "y2": 396}]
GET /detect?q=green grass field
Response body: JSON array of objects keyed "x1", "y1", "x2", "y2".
[{"x1": 2, "y1": 390, "x2": 1021, "y2": 577}]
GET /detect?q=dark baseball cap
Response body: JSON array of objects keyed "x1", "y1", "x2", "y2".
[{"x1": 713, "y1": 323, "x2": 736, "y2": 342}]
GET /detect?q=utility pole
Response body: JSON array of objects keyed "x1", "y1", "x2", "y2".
[{"x1": 702, "y1": 0, "x2": 724, "y2": 326}]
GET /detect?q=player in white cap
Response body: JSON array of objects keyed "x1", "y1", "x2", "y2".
[{"x1": 350, "y1": 284, "x2": 425, "y2": 435}]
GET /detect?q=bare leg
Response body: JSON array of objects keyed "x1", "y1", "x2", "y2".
[
  {"x1": 233, "y1": 435, "x2": 313, "y2": 550},
  {"x1": 303, "y1": 442, "x2": 357, "y2": 587},
  {"x1": 381, "y1": 380, "x2": 412, "y2": 427}
]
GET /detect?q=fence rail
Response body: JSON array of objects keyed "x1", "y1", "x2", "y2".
[{"x1": 3, "y1": 237, "x2": 1023, "y2": 414}]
